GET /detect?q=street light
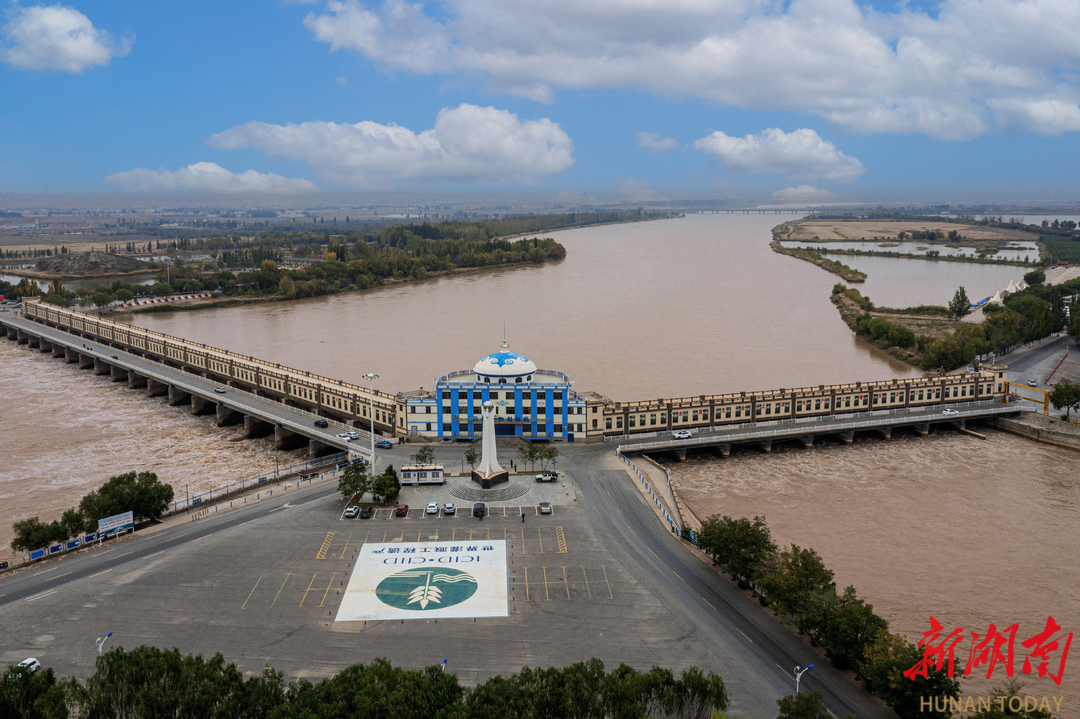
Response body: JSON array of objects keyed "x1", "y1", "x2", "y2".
[
  {"x1": 96, "y1": 631, "x2": 113, "y2": 656},
  {"x1": 363, "y1": 373, "x2": 379, "y2": 467},
  {"x1": 794, "y1": 664, "x2": 814, "y2": 694}
]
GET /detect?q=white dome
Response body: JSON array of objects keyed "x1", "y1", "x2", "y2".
[{"x1": 473, "y1": 341, "x2": 537, "y2": 378}]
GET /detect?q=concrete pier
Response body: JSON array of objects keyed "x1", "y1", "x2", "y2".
[
  {"x1": 147, "y1": 379, "x2": 168, "y2": 397},
  {"x1": 17, "y1": 330, "x2": 28, "y2": 345},
  {"x1": 109, "y1": 364, "x2": 128, "y2": 382},
  {"x1": 216, "y1": 404, "x2": 242, "y2": 427},
  {"x1": 167, "y1": 385, "x2": 191, "y2": 406},
  {"x1": 93, "y1": 358, "x2": 111, "y2": 376},
  {"x1": 912, "y1": 423, "x2": 929, "y2": 436},
  {"x1": 65, "y1": 347, "x2": 79, "y2": 363},
  {"x1": 51, "y1": 344, "x2": 65, "y2": 358},
  {"x1": 797, "y1": 435, "x2": 814, "y2": 448},
  {"x1": 308, "y1": 438, "x2": 333, "y2": 459},
  {"x1": 876, "y1": 426, "x2": 892, "y2": 440},
  {"x1": 244, "y1": 416, "x2": 273, "y2": 439},
  {"x1": 27, "y1": 335, "x2": 39, "y2": 349},
  {"x1": 5, "y1": 326, "x2": 15, "y2": 340},
  {"x1": 673, "y1": 448, "x2": 687, "y2": 462},
  {"x1": 191, "y1": 395, "x2": 215, "y2": 415},
  {"x1": 757, "y1": 440, "x2": 773, "y2": 453},
  {"x1": 79, "y1": 353, "x2": 94, "y2": 369},
  {"x1": 836, "y1": 430, "x2": 854, "y2": 444},
  {"x1": 275, "y1": 424, "x2": 306, "y2": 450},
  {"x1": 710, "y1": 444, "x2": 731, "y2": 458},
  {"x1": 127, "y1": 371, "x2": 147, "y2": 389},
  {"x1": 38, "y1": 339, "x2": 52, "y2": 353}
]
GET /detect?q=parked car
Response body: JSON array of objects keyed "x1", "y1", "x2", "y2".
[
  {"x1": 538, "y1": 502, "x2": 552, "y2": 515},
  {"x1": 359, "y1": 507, "x2": 373, "y2": 519},
  {"x1": 375, "y1": 439, "x2": 393, "y2": 449},
  {"x1": 336, "y1": 433, "x2": 352, "y2": 441},
  {"x1": 110, "y1": 355, "x2": 118, "y2": 359},
  {"x1": 473, "y1": 503, "x2": 486, "y2": 517},
  {"x1": 395, "y1": 505, "x2": 409, "y2": 517},
  {"x1": 426, "y1": 502, "x2": 439, "y2": 515},
  {"x1": 17, "y1": 658, "x2": 41, "y2": 674},
  {"x1": 942, "y1": 408, "x2": 960, "y2": 416},
  {"x1": 443, "y1": 503, "x2": 455, "y2": 515},
  {"x1": 535, "y1": 470, "x2": 558, "y2": 482},
  {"x1": 214, "y1": 386, "x2": 227, "y2": 394},
  {"x1": 344, "y1": 506, "x2": 360, "y2": 518},
  {"x1": 314, "y1": 419, "x2": 329, "y2": 428},
  {"x1": 672, "y1": 430, "x2": 693, "y2": 439},
  {"x1": 1027, "y1": 378, "x2": 1038, "y2": 386}
]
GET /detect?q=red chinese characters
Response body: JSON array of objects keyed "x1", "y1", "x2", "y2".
[{"x1": 904, "y1": 616, "x2": 1072, "y2": 686}]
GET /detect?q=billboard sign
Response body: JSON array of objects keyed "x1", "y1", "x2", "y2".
[
  {"x1": 98, "y1": 511, "x2": 134, "y2": 537},
  {"x1": 336, "y1": 541, "x2": 508, "y2": 621}
]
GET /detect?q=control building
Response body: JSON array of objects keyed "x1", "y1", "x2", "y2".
[{"x1": 404, "y1": 342, "x2": 588, "y2": 441}]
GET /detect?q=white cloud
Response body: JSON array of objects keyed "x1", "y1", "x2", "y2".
[
  {"x1": 1, "y1": 4, "x2": 130, "y2": 73},
  {"x1": 636, "y1": 131, "x2": 677, "y2": 152},
  {"x1": 208, "y1": 104, "x2": 575, "y2": 188},
  {"x1": 103, "y1": 163, "x2": 318, "y2": 194},
  {"x1": 301, "y1": 0, "x2": 1080, "y2": 139},
  {"x1": 694, "y1": 128, "x2": 865, "y2": 183},
  {"x1": 771, "y1": 185, "x2": 839, "y2": 204}
]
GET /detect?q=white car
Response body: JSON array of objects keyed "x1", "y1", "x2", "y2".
[
  {"x1": 346, "y1": 431, "x2": 360, "y2": 440},
  {"x1": 343, "y1": 506, "x2": 360, "y2": 518},
  {"x1": 942, "y1": 408, "x2": 960, "y2": 416},
  {"x1": 17, "y1": 658, "x2": 41, "y2": 674},
  {"x1": 443, "y1": 503, "x2": 455, "y2": 515},
  {"x1": 426, "y1": 502, "x2": 439, "y2": 515},
  {"x1": 672, "y1": 430, "x2": 693, "y2": 439},
  {"x1": 336, "y1": 433, "x2": 352, "y2": 442},
  {"x1": 214, "y1": 386, "x2": 227, "y2": 394}
]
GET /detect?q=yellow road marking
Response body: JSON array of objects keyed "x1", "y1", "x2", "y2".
[
  {"x1": 45, "y1": 571, "x2": 72, "y2": 582},
  {"x1": 318, "y1": 572, "x2": 337, "y2": 608},
  {"x1": 523, "y1": 567, "x2": 530, "y2": 601},
  {"x1": 777, "y1": 664, "x2": 793, "y2": 679},
  {"x1": 115, "y1": 551, "x2": 133, "y2": 559},
  {"x1": 299, "y1": 573, "x2": 318, "y2": 607},
  {"x1": 702, "y1": 596, "x2": 716, "y2": 610},
  {"x1": 270, "y1": 574, "x2": 291, "y2": 608},
  {"x1": 382, "y1": 530, "x2": 387, "y2": 542},
  {"x1": 601, "y1": 565, "x2": 613, "y2": 598},
  {"x1": 581, "y1": 567, "x2": 592, "y2": 599},
  {"x1": 538, "y1": 527, "x2": 544, "y2": 553},
  {"x1": 486, "y1": 528, "x2": 490, "y2": 539},
  {"x1": 470, "y1": 529, "x2": 474, "y2": 540},
  {"x1": 542, "y1": 566, "x2": 550, "y2": 601},
  {"x1": 647, "y1": 546, "x2": 658, "y2": 557},
  {"x1": 241, "y1": 574, "x2": 264, "y2": 609},
  {"x1": 363, "y1": 530, "x2": 370, "y2": 545},
  {"x1": 738, "y1": 628, "x2": 753, "y2": 643},
  {"x1": 673, "y1": 570, "x2": 683, "y2": 581},
  {"x1": 316, "y1": 532, "x2": 334, "y2": 560},
  {"x1": 452, "y1": 528, "x2": 456, "y2": 541},
  {"x1": 339, "y1": 531, "x2": 353, "y2": 558},
  {"x1": 503, "y1": 528, "x2": 507, "y2": 541},
  {"x1": 626, "y1": 523, "x2": 636, "y2": 534},
  {"x1": 561, "y1": 566, "x2": 570, "y2": 599},
  {"x1": 556, "y1": 526, "x2": 567, "y2": 553},
  {"x1": 417, "y1": 529, "x2": 422, "y2": 542}
]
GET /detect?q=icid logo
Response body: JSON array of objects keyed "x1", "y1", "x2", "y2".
[{"x1": 376, "y1": 567, "x2": 478, "y2": 611}]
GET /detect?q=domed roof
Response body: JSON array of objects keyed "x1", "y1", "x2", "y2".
[{"x1": 473, "y1": 341, "x2": 537, "y2": 377}]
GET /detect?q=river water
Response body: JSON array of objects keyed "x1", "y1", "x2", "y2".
[{"x1": 3, "y1": 213, "x2": 1076, "y2": 711}]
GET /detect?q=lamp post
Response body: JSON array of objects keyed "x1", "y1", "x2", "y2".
[
  {"x1": 96, "y1": 631, "x2": 113, "y2": 656},
  {"x1": 363, "y1": 373, "x2": 379, "y2": 466},
  {"x1": 794, "y1": 664, "x2": 814, "y2": 694}
]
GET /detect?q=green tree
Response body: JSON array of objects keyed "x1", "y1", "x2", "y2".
[
  {"x1": 415, "y1": 445, "x2": 436, "y2": 465},
  {"x1": 758, "y1": 544, "x2": 835, "y2": 629},
  {"x1": 77, "y1": 471, "x2": 174, "y2": 531},
  {"x1": 373, "y1": 466, "x2": 401, "y2": 503},
  {"x1": 463, "y1": 445, "x2": 479, "y2": 470},
  {"x1": 10, "y1": 517, "x2": 52, "y2": 553},
  {"x1": 776, "y1": 690, "x2": 829, "y2": 719},
  {"x1": 115, "y1": 288, "x2": 134, "y2": 302},
  {"x1": 538, "y1": 445, "x2": 559, "y2": 471},
  {"x1": 948, "y1": 286, "x2": 972, "y2": 320},
  {"x1": 517, "y1": 441, "x2": 541, "y2": 471},
  {"x1": 0, "y1": 663, "x2": 69, "y2": 719},
  {"x1": 967, "y1": 679, "x2": 1055, "y2": 719},
  {"x1": 1070, "y1": 310, "x2": 1080, "y2": 345},
  {"x1": 1023, "y1": 269, "x2": 1046, "y2": 286},
  {"x1": 820, "y1": 586, "x2": 889, "y2": 673},
  {"x1": 89, "y1": 290, "x2": 114, "y2": 308},
  {"x1": 1049, "y1": 379, "x2": 1080, "y2": 420},
  {"x1": 695, "y1": 515, "x2": 776, "y2": 586},
  {"x1": 337, "y1": 462, "x2": 372, "y2": 502},
  {"x1": 863, "y1": 630, "x2": 960, "y2": 719},
  {"x1": 150, "y1": 282, "x2": 173, "y2": 297}
]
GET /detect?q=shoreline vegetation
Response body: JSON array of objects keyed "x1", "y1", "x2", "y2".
[
  {"x1": 3, "y1": 211, "x2": 675, "y2": 313},
  {"x1": 769, "y1": 237, "x2": 867, "y2": 282}
]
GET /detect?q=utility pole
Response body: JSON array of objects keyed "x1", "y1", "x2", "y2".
[{"x1": 794, "y1": 664, "x2": 814, "y2": 694}]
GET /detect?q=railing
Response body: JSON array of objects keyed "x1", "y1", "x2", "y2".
[
  {"x1": 999, "y1": 332, "x2": 1064, "y2": 356},
  {"x1": 614, "y1": 449, "x2": 681, "y2": 535}
]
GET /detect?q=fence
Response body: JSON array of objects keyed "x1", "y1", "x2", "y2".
[
  {"x1": 1000, "y1": 332, "x2": 1064, "y2": 356},
  {"x1": 614, "y1": 448, "x2": 685, "y2": 538}
]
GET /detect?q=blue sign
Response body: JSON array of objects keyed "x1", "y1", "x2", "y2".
[
  {"x1": 0, "y1": 561, "x2": 8, "y2": 570},
  {"x1": 49, "y1": 544, "x2": 63, "y2": 555},
  {"x1": 98, "y1": 510, "x2": 134, "y2": 537},
  {"x1": 257, "y1": 477, "x2": 268, "y2": 484},
  {"x1": 30, "y1": 549, "x2": 45, "y2": 560},
  {"x1": 84, "y1": 533, "x2": 97, "y2": 543},
  {"x1": 192, "y1": 497, "x2": 202, "y2": 505},
  {"x1": 66, "y1": 539, "x2": 81, "y2": 550}
]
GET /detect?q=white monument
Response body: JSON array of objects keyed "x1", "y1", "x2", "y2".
[{"x1": 472, "y1": 401, "x2": 509, "y2": 488}]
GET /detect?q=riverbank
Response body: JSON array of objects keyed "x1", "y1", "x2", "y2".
[
  {"x1": 769, "y1": 238, "x2": 867, "y2": 282},
  {"x1": 992, "y1": 411, "x2": 1080, "y2": 452},
  {"x1": 806, "y1": 246, "x2": 1032, "y2": 267}
]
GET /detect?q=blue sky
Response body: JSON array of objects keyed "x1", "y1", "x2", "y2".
[{"x1": 3, "y1": 0, "x2": 1080, "y2": 203}]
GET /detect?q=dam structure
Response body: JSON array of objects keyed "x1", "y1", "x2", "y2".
[{"x1": 2, "y1": 299, "x2": 1019, "y2": 462}]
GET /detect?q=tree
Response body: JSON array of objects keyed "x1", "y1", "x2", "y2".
[
  {"x1": 776, "y1": 690, "x2": 829, "y2": 719},
  {"x1": 757, "y1": 544, "x2": 835, "y2": 626},
  {"x1": 463, "y1": 445, "x2": 479, "y2": 470},
  {"x1": 373, "y1": 466, "x2": 401, "y2": 503},
  {"x1": 115, "y1": 288, "x2": 134, "y2": 302},
  {"x1": 0, "y1": 663, "x2": 69, "y2": 719},
  {"x1": 695, "y1": 515, "x2": 776, "y2": 586},
  {"x1": 967, "y1": 678, "x2": 1055, "y2": 719},
  {"x1": 10, "y1": 517, "x2": 52, "y2": 553},
  {"x1": 150, "y1": 282, "x2": 173, "y2": 297},
  {"x1": 517, "y1": 441, "x2": 541, "y2": 471},
  {"x1": 337, "y1": 463, "x2": 372, "y2": 502},
  {"x1": 77, "y1": 471, "x2": 174, "y2": 531},
  {"x1": 89, "y1": 290, "x2": 114, "y2": 309},
  {"x1": 863, "y1": 630, "x2": 960, "y2": 719},
  {"x1": 1049, "y1": 379, "x2": 1080, "y2": 420},
  {"x1": 415, "y1": 445, "x2": 435, "y2": 465},
  {"x1": 820, "y1": 586, "x2": 889, "y2": 673},
  {"x1": 1024, "y1": 269, "x2": 1046, "y2": 286},
  {"x1": 948, "y1": 286, "x2": 972, "y2": 320},
  {"x1": 1070, "y1": 311, "x2": 1080, "y2": 345},
  {"x1": 538, "y1": 445, "x2": 559, "y2": 471}
]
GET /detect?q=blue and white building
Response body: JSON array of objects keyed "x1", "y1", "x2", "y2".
[{"x1": 405, "y1": 342, "x2": 588, "y2": 441}]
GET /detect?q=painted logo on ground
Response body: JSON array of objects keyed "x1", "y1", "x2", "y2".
[{"x1": 376, "y1": 567, "x2": 478, "y2": 611}]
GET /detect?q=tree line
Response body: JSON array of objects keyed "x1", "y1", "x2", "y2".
[
  {"x1": 10, "y1": 471, "x2": 173, "y2": 553},
  {"x1": 2, "y1": 649, "x2": 729, "y2": 719}
]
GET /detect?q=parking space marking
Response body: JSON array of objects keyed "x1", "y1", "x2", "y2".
[
  {"x1": 581, "y1": 567, "x2": 592, "y2": 599},
  {"x1": 318, "y1": 572, "x2": 337, "y2": 608},
  {"x1": 556, "y1": 526, "x2": 567, "y2": 553},
  {"x1": 299, "y1": 573, "x2": 319, "y2": 607},
  {"x1": 601, "y1": 565, "x2": 613, "y2": 599},
  {"x1": 339, "y1": 531, "x2": 353, "y2": 558},
  {"x1": 316, "y1": 532, "x2": 334, "y2": 560},
  {"x1": 561, "y1": 566, "x2": 571, "y2": 599},
  {"x1": 242, "y1": 575, "x2": 264, "y2": 610},
  {"x1": 452, "y1": 528, "x2": 457, "y2": 541},
  {"x1": 270, "y1": 574, "x2": 291, "y2": 608}
]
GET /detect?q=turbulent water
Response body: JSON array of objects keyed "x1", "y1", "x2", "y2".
[
  {"x1": 0, "y1": 339, "x2": 304, "y2": 562},
  {"x1": 667, "y1": 429, "x2": 1079, "y2": 710}
]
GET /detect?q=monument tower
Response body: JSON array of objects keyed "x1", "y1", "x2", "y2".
[{"x1": 472, "y1": 401, "x2": 510, "y2": 489}]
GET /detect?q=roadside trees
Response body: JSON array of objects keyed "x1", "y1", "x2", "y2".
[
  {"x1": 1049, "y1": 379, "x2": 1080, "y2": 420},
  {"x1": 337, "y1": 462, "x2": 372, "y2": 502},
  {"x1": 538, "y1": 445, "x2": 559, "y2": 471},
  {"x1": 77, "y1": 471, "x2": 174, "y2": 531},
  {"x1": 415, "y1": 445, "x2": 435, "y2": 465},
  {"x1": 463, "y1": 445, "x2": 479, "y2": 470},
  {"x1": 373, "y1": 466, "x2": 401, "y2": 503},
  {"x1": 517, "y1": 441, "x2": 540, "y2": 471},
  {"x1": 776, "y1": 690, "x2": 830, "y2": 719},
  {"x1": 948, "y1": 286, "x2": 972, "y2": 320},
  {"x1": 863, "y1": 629, "x2": 960, "y2": 719},
  {"x1": 695, "y1": 515, "x2": 776, "y2": 587}
]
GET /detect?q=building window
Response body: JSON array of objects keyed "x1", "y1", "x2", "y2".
[
  {"x1": 660, "y1": 413, "x2": 666, "y2": 424},
  {"x1": 554, "y1": 391, "x2": 562, "y2": 400},
  {"x1": 593, "y1": 419, "x2": 598, "y2": 429},
  {"x1": 629, "y1": 416, "x2": 636, "y2": 427},
  {"x1": 426, "y1": 423, "x2": 431, "y2": 432},
  {"x1": 484, "y1": 377, "x2": 490, "y2": 383},
  {"x1": 426, "y1": 406, "x2": 431, "y2": 414},
  {"x1": 961, "y1": 386, "x2": 967, "y2": 396},
  {"x1": 505, "y1": 392, "x2": 514, "y2": 400},
  {"x1": 815, "y1": 399, "x2": 821, "y2": 410},
  {"x1": 516, "y1": 377, "x2": 522, "y2": 383},
  {"x1": 554, "y1": 424, "x2": 562, "y2": 433},
  {"x1": 499, "y1": 378, "x2": 506, "y2": 384},
  {"x1": 443, "y1": 424, "x2": 451, "y2": 433},
  {"x1": 725, "y1": 407, "x2": 731, "y2": 418},
  {"x1": 474, "y1": 391, "x2": 482, "y2": 400},
  {"x1": 919, "y1": 390, "x2": 924, "y2": 400},
  {"x1": 692, "y1": 410, "x2": 699, "y2": 421},
  {"x1": 442, "y1": 391, "x2": 450, "y2": 399},
  {"x1": 735, "y1": 406, "x2": 742, "y2": 417},
  {"x1": 605, "y1": 417, "x2": 612, "y2": 430},
  {"x1": 650, "y1": 414, "x2": 656, "y2": 425},
  {"x1": 703, "y1": 409, "x2": 710, "y2": 420},
  {"x1": 639, "y1": 414, "x2": 645, "y2": 426},
  {"x1": 844, "y1": 397, "x2": 850, "y2": 407},
  {"x1": 592, "y1": 406, "x2": 597, "y2": 413},
  {"x1": 764, "y1": 404, "x2": 771, "y2": 415},
  {"x1": 616, "y1": 417, "x2": 623, "y2": 429}
]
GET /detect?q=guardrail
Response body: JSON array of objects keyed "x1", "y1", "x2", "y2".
[
  {"x1": 618, "y1": 401, "x2": 1016, "y2": 452},
  {"x1": 614, "y1": 449, "x2": 681, "y2": 535}
]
